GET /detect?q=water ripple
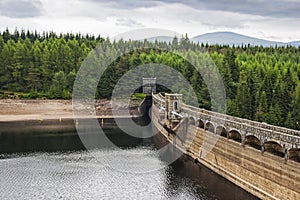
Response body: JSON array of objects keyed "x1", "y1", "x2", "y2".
[{"x1": 0, "y1": 147, "x2": 257, "y2": 200}]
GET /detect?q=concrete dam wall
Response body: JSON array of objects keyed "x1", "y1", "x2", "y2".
[{"x1": 153, "y1": 118, "x2": 300, "y2": 200}]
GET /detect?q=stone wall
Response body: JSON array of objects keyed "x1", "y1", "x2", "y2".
[{"x1": 159, "y1": 123, "x2": 300, "y2": 200}]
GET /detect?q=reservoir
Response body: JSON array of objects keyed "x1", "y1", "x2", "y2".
[{"x1": 0, "y1": 127, "x2": 258, "y2": 199}]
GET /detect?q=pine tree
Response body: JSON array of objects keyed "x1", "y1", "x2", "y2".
[
  {"x1": 267, "y1": 103, "x2": 283, "y2": 126},
  {"x1": 292, "y1": 83, "x2": 300, "y2": 130},
  {"x1": 281, "y1": 69, "x2": 295, "y2": 116},
  {"x1": 260, "y1": 72, "x2": 274, "y2": 107},
  {"x1": 0, "y1": 35, "x2": 5, "y2": 88},
  {"x1": 235, "y1": 71, "x2": 252, "y2": 119},
  {"x1": 285, "y1": 112, "x2": 294, "y2": 129},
  {"x1": 49, "y1": 71, "x2": 66, "y2": 98},
  {"x1": 66, "y1": 70, "x2": 76, "y2": 92},
  {"x1": 255, "y1": 91, "x2": 268, "y2": 122},
  {"x1": 26, "y1": 62, "x2": 41, "y2": 92},
  {"x1": 0, "y1": 35, "x2": 4, "y2": 54},
  {"x1": 220, "y1": 54, "x2": 234, "y2": 99},
  {"x1": 224, "y1": 49, "x2": 239, "y2": 83}
]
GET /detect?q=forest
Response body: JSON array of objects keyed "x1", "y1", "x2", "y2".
[{"x1": 0, "y1": 29, "x2": 300, "y2": 130}]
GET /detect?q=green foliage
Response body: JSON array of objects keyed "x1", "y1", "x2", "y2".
[
  {"x1": 62, "y1": 89, "x2": 72, "y2": 99},
  {"x1": 235, "y1": 71, "x2": 252, "y2": 119},
  {"x1": 292, "y1": 83, "x2": 300, "y2": 129},
  {"x1": 285, "y1": 112, "x2": 294, "y2": 129},
  {"x1": 131, "y1": 93, "x2": 146, "y2": 100},
  {"x1": 255, "y1": 91, "x2": 268, "y2": 122},
  {"x1": 48, "y1": 71, "x2": 66, "y2": 99},
  {"x1": 1, "y1": 29, "x2": 300, "y2": 130},
  {"x1": 28, "y1": 89, "x2": 38, "y2": 99},
  {"x1": 267, "y1": 103, "x2": 283, "y2": 126}
]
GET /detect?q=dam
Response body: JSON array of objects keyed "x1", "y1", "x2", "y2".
[{"x1": 151, "y1": 92, "x2": 300, "y2": 200}]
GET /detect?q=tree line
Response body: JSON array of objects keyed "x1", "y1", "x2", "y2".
[{"x1": 0, "y1": 29, "x2": 300, "y2": 130}]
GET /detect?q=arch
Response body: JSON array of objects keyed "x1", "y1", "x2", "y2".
[
  {"x1": 205, "y1": 122, "x2": 215, "y2": 133},
  {"x1": 264, "y1": 141, "x2": 284, "y2": 157},
  {"x1": 245, "y1": 135, "x2": 261, "y2": 150},
  {"x1": 228, "y1": 130, "x2": 241, "y2": 143},
  {"x1": 188, "y1": 117, "x2": 196, "y2": 126},
  {"x1": 288, "y1": 148, "x2": 300, "y2": 162},
  {"x1": 173, "y1": 101, "x2": 178, "y2": 110},
  {"x1": 216, "y1": 126, "x2": 227, "y2": 138},
  {"x1": 197, "y1": 119, "x2": 205, "y2": 129}
]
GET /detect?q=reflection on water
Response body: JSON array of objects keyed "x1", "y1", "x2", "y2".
[
  {"x1": 0, "y1": 128, "x2": 259, "y2": 200},
  {"x1": 0, "y1": 128, "x2": 143, "y2": 154}
]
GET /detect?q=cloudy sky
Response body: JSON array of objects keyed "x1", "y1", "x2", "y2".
[{"x1": 0, "y1": 0, "x2": 299, "y2": 42}]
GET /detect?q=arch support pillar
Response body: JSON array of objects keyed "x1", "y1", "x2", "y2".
[
  {"x1": 261, "y1": 141, "x2": 265, "y2": 154},
  {"x1": 241, "y1": 131, "x2": 246, "y2": 147},
  {"x1": 184, "y1": 116, "x2": 188, "y2": 134},
  {"x1": 284, "y1": 146, "x2": 289, "y2": 161}
]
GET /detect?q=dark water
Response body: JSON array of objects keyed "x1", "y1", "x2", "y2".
[{"x1": 0, "y1": 128, "x2": 259, "y2": 200}]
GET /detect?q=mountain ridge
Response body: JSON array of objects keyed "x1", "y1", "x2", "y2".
[{"x1": 146, "y1": 32, "x2": 300, "y2": 47}]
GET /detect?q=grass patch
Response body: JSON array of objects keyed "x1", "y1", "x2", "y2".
[
  {"x1": 131, "y1": 93, "x2": 146, "y2": 100},
  {"x1": 0, "y1": 90, "x2": 48, "y2": 99}
]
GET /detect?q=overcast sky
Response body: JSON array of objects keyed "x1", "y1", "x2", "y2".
[{"x1": 0, "y1": 0, "x2": 299, "y2": 42}]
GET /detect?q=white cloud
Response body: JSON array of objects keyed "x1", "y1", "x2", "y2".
[
  {"x1": 115, "y1": 18, "x2": 144, "y2": 28},
  {"x1": 0, "y1": 0, "x2": 42, "y2": 18},
  {"x1": 0, "y1": 0, "x2": 299, "y2": 42}
]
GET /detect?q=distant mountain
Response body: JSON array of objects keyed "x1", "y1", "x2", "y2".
[
  {"x1": 288, "y1": 41, "x2": 300, "y2": 47},
  {"x1": 146, "y1": 36, "x2": 174, "y2": 43},
  {"x1": 191, "y1": 32, "x2": 286, "y2": 47},
  {"x1": 145, "y1": 32, "x2": 300, "y2": 47}
]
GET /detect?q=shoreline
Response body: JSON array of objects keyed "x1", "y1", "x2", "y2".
[
  {"x1": 0, "y1": 99, "x2": 143, "y2": 134},
  {"x1": 0, "y1": 117, "x2": 137, "y2": 134},
  {"x1": 0, "y1": 99, "x2": 141, "y2": 122},
  {"x1": 0, "y1": 99, "x2": 73, "y2": 122}
]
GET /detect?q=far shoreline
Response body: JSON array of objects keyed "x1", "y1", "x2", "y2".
[{"x1": 0, "y1": 99, "x2": 141, "y2": 123}]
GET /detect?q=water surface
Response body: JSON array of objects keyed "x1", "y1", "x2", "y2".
[{"x1": 0, "y1": 128, "x2": 259, "y2": 199}]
